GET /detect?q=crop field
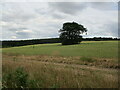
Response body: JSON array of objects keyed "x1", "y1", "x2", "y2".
[{"x1": 2, "y1": 41, "x2": 119, "y2": 88}]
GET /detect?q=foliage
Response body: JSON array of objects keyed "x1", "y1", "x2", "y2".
[
  {"x1": 3, "y1": 67, "x2": 28, "y2": 88},
  {"x1": 2, "y1": 37, "x2": 119, "y2": 48},
  {"x1": 2, "y1": 38, "x2": 60, "y2": 48},
  {"x1": 59, "y1": 22, "x2": 87, "y2": 45}
]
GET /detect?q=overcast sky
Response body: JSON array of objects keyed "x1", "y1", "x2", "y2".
[{"x1": 0, "y1": 2, "x2": 118, "y2": 40}]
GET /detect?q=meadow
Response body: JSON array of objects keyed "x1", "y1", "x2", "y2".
[
  {"x1": 2, "y1": 41, "x2": 119, "y2": 88},
  {"x1": 3, "y1": 41, "x2": 118, "y2": 58}
]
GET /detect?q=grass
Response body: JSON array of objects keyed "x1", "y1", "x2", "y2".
[
  {"x1": 80, "y1": 57, "x2": 95, "y2": 63},
  {"x1": 2, "y1": 41, "x2": 119, "y2": 88},
  {"x1": 2, "y1": 41, "x2": 118, "y2": 58},
  {"x1": 2, "y1": 56, "x2": 118, "y2": 88}
]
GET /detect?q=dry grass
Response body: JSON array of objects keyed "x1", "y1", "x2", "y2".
[
  {"x1": 2, "y1": 54, "x2": 118, "y2": 88},
  {"x1": 3, "y1": 54, "x2": 119, "y2": 69}
]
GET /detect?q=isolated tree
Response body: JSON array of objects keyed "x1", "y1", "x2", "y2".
[{"x1": 59, "y1": 22, "x2": 87, "y2": 45}]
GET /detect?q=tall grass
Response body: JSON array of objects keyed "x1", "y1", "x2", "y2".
[{"x1": 2, "y1": 55, "x2": 118, "y2": 88}]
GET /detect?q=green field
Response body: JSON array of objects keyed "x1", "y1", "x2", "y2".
[
  {"x1": 3, "y1": 41, "x2": 118, "y2": 58},
  {"x1": 2, "y1": 41, "x2": 119, "y2": 88}
]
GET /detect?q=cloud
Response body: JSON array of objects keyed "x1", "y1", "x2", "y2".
[
  {"x1": 2, "y1": 2, "x2": 38, "y2": 22},
  {"x1": 1, "y1": 2, "x2": 118, "y2": 40},
  {"x1": 11, "y1": 36, "x2": 17, "y2": 39},
  {"x1": 50, "y1": 11, "x2": 68, "y2": 19},
  {"x1": 15, "y1": 29, "x2": 33, "y2": 39},
  {"x1": 89, "y1": 2, "x2": 118, "y2": 11},
  {"x1": 48, "y1": 2, "x2": 87, "y2": 15},
  {"x1": 16, "y1": 29, "x2": 33, "y2": 33},
  {"x1": 104, "y1": 22, "x2": 118, "y2": 37},
  {"x1": 48, "y1": 2, "x2": 117, "y2": 16}
]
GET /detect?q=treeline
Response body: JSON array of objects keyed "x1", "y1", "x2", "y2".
[
  {"x1": 82, "y1": 37, "x2": 119, "y2": 41},
  {"x1": 1, "y1": 37, "x2": 119, "y2": 48},
  {"x1": 1, "y1": 38, "x2": 60, "y2": 48}
]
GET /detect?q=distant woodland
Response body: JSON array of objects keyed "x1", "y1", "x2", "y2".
[{"x1": 1, "y1": 37, "x2": 119, "y2": 48}]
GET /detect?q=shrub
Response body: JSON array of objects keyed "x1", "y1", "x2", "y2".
[
  {"x1": 14, "y1": 67, "x2": 28, "y2": 87},
  {"x1": 3, "y1": 67, "x2": 28, "y2": 88}
]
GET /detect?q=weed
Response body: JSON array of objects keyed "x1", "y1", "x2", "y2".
[
  {"x1": 51, "y1": 84, "x2": 60, "y2": 88},
  {"x1": 14, "y1": 67, "x2": 28, "y2": 87},
  {"x1": 28, "y1": 79, "x2": 38, "y2": 88},
  {"x1": 3, "y1": 67, "x2": 28, "y2": 88},
  {"x1": 13, "y1": 57, "x2": 17, "y2": 61},
  {"x1": 80, "y1": 57, "x2": 95, "y2": 63}
]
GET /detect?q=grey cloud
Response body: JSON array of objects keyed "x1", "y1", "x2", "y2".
[
  {"x1": 35, "y1": 8, "x2": 49, "y2": 15},
  {"x1": 1, "y1": 2, "x2": 118, "y2": 40},
  {"x1": 2, "y1": 3, "x2": 37, "y2": 22},
  {"x1": 15, "y1": 29, "x2": 33, "y2": 39},
  {"x1": 2, "y1": 13, "x2": 35, "y2": 22},
  {"x1": 35, "y1": 30, "x2": 59, "y2": 38},
  {"x1": 16, "y1": 32, "x2": 30, "y2": 38},
  {"x1": 51, "y1": 12, "x2": 65, "y2": 19},
  {"x1": 9, "y1": 28, "x2": 28, "y2": 32},
  {"x1": 87, "y1": 22, "x2": 118, "y2": 37},
  {"x1": 48, "y1": 2, "x2": 87, "y2": 15},
  {"x1": 90, "y1": 2, "x2": 118, "y2": 11},
  {"x1": 105, "y1": 22, "x2": 118, "y2": 37},
  {"x1": 118, "y1": 1, "x2": 120, "y2": 11},
  {"x1": 48, "y1": 2, "x2": 117, "y2": 16},
  {"x1": 17, "y1": 35, "x2": 31, "y2": 39}
]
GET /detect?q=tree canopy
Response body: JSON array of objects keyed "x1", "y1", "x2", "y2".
[{"x1": 59, "y1": 22, "x2": 87, "y2": 45}]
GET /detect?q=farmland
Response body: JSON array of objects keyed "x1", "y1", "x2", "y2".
[
  {"x1": 2, "y1": 41, "x2": 119, "y2": 88},
  {"x1": 3, "y1": 41, "x2": 118, "y2": 58}
]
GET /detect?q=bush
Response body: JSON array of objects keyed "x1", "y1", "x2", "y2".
[
  {"x1": 3, "y1": 67, "x2": 28, "y2": 88},
  {"x1": 14, "y1": 67, "x2": 28, "y2": 87}
]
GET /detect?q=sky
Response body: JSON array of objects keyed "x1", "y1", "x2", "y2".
[{"x1": 0, "y1": 1, "x2": 118, "y2": 40}]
